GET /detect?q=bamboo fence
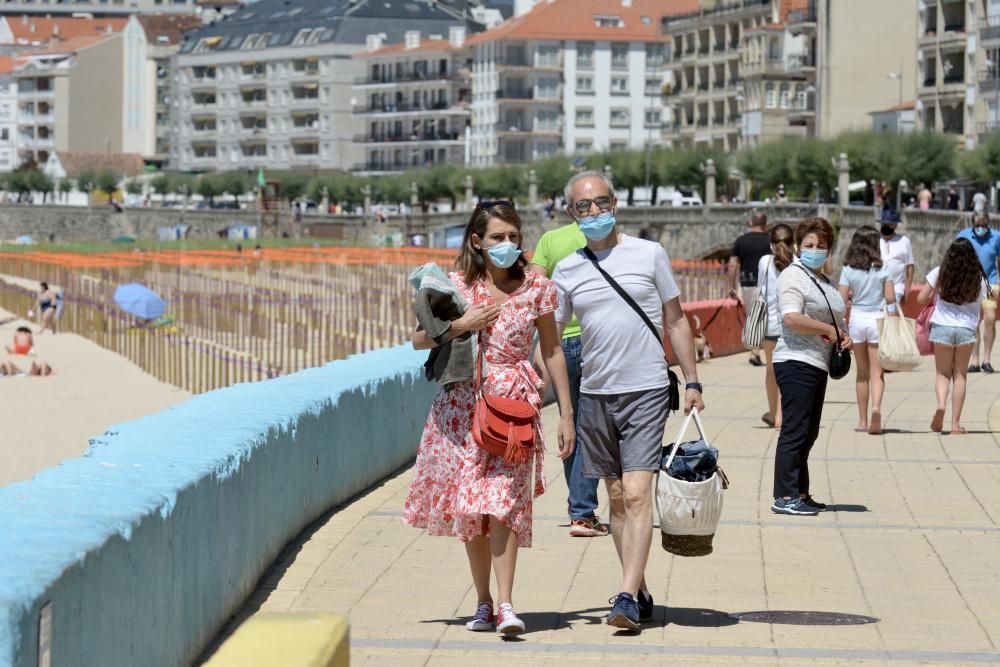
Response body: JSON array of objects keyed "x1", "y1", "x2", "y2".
[{"x1": 0, "y1": 248, "x2": 729, "y2": 394}]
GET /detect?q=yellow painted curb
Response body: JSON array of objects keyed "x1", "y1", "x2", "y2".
[{"x1": 204, "y1": 613, "x2": 349, "y2": 667}]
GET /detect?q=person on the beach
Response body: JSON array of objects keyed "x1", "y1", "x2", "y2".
[
  {"x1": 757, "y1": 223, "x2": 794, "y2": 429},
  {"x1": 730, "y1": 210, "x2": 771, "y2": 367},
  {"x1": 5, "y1": 326, "x2": 33, "y2": 355},
  {"x1": 918, "y1": 238, "x2": 992, "y2": 434},
  {"x1": 403, "y1": 201, "x2": 575, "y2": 636},
  {"x1": 838, "y1": 227, "x2": 899, "y2": 435},
  {"x1": 772, "y1": 217, "x2": 852, "y2": 516},
  {"x1": 552, "y1": 171, "x2": 704, "y2": 632},
  {"x1": 36, "y1": 282, "x2": 58, "y2": 334}
]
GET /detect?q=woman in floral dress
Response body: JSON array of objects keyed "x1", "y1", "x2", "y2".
[{"x1": 404, "y1": 202, "x2": 575, "y2": 636}]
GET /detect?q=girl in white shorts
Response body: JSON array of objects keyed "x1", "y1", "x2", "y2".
[{"x1": 838, "y1": 227, "x2": 900, "y2": 435}]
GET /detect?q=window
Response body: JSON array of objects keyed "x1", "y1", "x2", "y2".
[
  {"x1": 611, "y1": 76, "x2": 629, "y2": 94},
  {"x1": 609, "y1": 141, "x2": 627, "y2": 151},
  {"x1": 577, "y1": 42, "x2": 594, "y2": 69},
  {"x1": 0, "y1": 129, "x2": 8, "y2": 141},
  {"x1": 645, "y1": 43, "x2": 664, "y2": 68},
  {"x1": 610, "y1": 108, "x2": 629, "y2": 127},
  {"x1": 242, "y1": 34, "x2": 259, "y2": 50},
  {"x1": 594, "y1": 15, "x2": 623, "y2": 27},
  {"x1": 537, "y1": 45, "x2": 559, "y2": 67},
  {"x1": 576, "y1": 76, "x2": 593, "y2": 93},
  {"x1": 575, "y1": 107, "x2": 594, "y2": 127},
  {"x1": 536, "y1": 110, "x2": 558, "y2": 131},
  {"x1": 576, "y1": 140, "x2": 592, "y2": 154},
  {"x1": 779, "y1": 83, "x2": 789, "y2": 109},
  {"x1": 537, "y1": 78, "x2": 559, "y2": 99},
  {"x1": 645, "y1": 77, "x2": 661, "y2": 95},
  {"x1": 644, "y1": 110, "x2": 661, "y2": 127},
  {"x1": 611, "y1": 44, "x2": 629, "y2": 70},
  {"x1": 765, "y1": 83, "x2": 776, "y2": 109}
]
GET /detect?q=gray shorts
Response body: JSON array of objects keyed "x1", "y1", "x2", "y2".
[{"x1": 578, "y1": 385, "x2": 670, "y2": 479}]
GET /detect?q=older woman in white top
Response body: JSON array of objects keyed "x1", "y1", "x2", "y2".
[
  {"x1": 771, "y1": 217, "x2": 853, "y2": 517},
  {"x1": 755, "y1": 223, "x2": 795, "y2": 429}
]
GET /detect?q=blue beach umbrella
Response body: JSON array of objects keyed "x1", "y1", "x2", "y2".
[{"x1": 113, "y1": 284, "x2": 166, "y2": 320}]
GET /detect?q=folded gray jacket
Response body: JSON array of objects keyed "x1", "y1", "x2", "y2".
[{"x1": 414, "y1": 286, "x2": 474, "y2": 388}]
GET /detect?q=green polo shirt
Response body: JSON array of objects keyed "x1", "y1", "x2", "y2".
[{"x1": 532, "y1": 223, "x2": 586, "y2": 339}]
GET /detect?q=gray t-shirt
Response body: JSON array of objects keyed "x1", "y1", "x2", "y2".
[
  {"x1": 553, "y1": 234, "x2": 681, "y2": 394},
  {"x1": 773, "y1": 259, "x2": 847, "y2": 372}
]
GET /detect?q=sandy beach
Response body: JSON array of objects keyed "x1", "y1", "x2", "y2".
[{"x1": 0, "y1": 305, "x2": 190, "y2": 486}]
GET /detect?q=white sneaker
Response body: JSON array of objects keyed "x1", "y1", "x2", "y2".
[
  {"x1": 496, "y1": 602, "x2": 525, "y2": 635},
  {"x1": 465, "y1": 602, "x2": 495, "y2": 631}
]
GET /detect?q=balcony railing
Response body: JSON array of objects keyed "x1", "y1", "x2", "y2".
[
  {"x1": 943, "y1": 72, "x2": 966, "y2": 84},
  {"x1": 662, "y1": 0, "x2": 770, "y2": 28},
  {"x1": 355, "y1": 100, "x2": 456, "y2": 113},
  {"x1": 354, "y1": 130, "x2": 462, "y2": 143},
  {"x1": 787, "y1": 2, "x2": 817, "y2": 25},
  {"x1": 354, "y1": 70, "x2": 464, "y2": 85},
  {"x1": 979, "y1": 71, "x2": 1000, "y2": 92},
  {"x1": 980, "y1": 16, "x2": 1000, "y2": 42}
]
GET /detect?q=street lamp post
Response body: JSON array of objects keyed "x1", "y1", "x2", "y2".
[{"x1": 887, "y1": 70, "x2": 903, "y2": 107}]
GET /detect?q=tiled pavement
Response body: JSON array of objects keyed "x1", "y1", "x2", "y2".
[{"x1": 207, "y1": 352, "x2": 1000, "y2": 666}]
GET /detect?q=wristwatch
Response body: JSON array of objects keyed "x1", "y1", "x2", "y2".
[{"x1": 685, "y1": 382, "x2": 703, "y2": 393}]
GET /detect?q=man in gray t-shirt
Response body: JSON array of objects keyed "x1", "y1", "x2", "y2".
[{"x1": 552, "y1": 171, "x2": 704, "y2": 633}]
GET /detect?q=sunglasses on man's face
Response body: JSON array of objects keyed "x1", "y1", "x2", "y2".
[
  {"x1": 572, "y1": 195, "x2": 613, "y2": 214},
  {"x1": 477, "y1": 200, "x2": 516, "y2": 211}
]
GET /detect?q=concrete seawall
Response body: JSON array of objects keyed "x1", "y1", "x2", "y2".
[{"x1": 0, "y1": 345, "x2": 436, "y2": 667}]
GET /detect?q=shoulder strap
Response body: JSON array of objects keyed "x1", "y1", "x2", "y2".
[
  {"x1": 582, "y1": 246, "x2": 661, "y2": 344},
  {"x1": 793, "y1": 264, "x2": 840, "y2": 335}
]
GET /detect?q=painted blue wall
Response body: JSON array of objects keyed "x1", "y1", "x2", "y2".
[{"x1": 0, "y1": 345, "x2": 437, "y2": 667}]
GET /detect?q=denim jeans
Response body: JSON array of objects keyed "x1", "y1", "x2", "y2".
[{"x1": 558, "y1": 336, "x2": 599, "y2": 519}]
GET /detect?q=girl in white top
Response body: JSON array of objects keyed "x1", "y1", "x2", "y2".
[
  {"x1": 756, "y1": 223, "x2": 794, "y2": 429},
  {"x1": 918, "y1": 238, "x2": 991, "y2": 434},
  {"x1": 837, "y1": 227, "x2": 899, "y2": 436}
]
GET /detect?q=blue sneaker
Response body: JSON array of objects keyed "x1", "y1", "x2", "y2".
[
  {"x1": 637, "y1": 589, "x2": 654, "y2": 623},
  {"x1": 607, "y1": 592, "x2": 640, "y2": 631},
  {"x1": 771, "y1": 497, "x2": 819, "y2": 516}
]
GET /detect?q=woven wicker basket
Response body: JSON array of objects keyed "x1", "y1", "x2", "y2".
[{"x1": 661, "y1": 531, "x2": 715, "y2": 557}]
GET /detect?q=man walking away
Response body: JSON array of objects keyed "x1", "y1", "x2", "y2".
[
  {"x1": 730, "y1": 209, "x2": 772, "y2": 366},
  {"x1": 553, "y1": 171, "x2": 704, "y2": 633},
  {"x1": 878, "y1": 209, "x2": 915, "y2": 307},
  {"x1": 528, "y1": 212, "x2": 609, "y2": 538},
  {"x1": 957, "y1": 214, "x2": 1000, "y2": 373}
]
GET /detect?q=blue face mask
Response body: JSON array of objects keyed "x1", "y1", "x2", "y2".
[
  {"x1": 577, "y1": 211, "x2": 616, "y2": 241},
  {"x1": 800, "y1": 249, "x2": 828, "y2": 270},
  {"x1": 974, "y1": 226, "x2": 990, "y2": 238},
  {"x1": 485, "y1": 240, "x2": 522, "y2": 269}
]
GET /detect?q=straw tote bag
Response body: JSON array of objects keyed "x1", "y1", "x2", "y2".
[
  {"x1": 741, "y1": 258, "x2": 771, "y2": 350},
  {"x1": 877, "y1": 306, "x2": 921, "y2": 371},
  {"x1": 655, "y1": 408, "x2": 728, "y2": 557}
]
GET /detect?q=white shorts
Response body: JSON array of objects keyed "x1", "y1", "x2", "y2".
[{"x1": 849, "y1": 310, "x2": 883, "y2": 344}]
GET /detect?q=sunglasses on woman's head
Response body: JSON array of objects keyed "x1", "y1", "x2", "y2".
[
  {"x1": 572, "y1": 195, "x2": 613, "y2": 214},
  {"x1": 476, "y1": 200, "x2": 516, "y2": 211}
]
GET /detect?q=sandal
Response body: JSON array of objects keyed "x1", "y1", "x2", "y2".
[{"x1": 930, "y1": 409, "x2": 945, "y2": 433}]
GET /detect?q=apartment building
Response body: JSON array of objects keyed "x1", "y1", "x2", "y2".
[
  {"x1": 353, "y1": 28, "x2": 471, "y2": 173},
  {"x1": 979, "y1": 2, "x2": 1000, "y2": 140},
  {"x1": 0, "y1": 56, "x2": 16, "y2": 171},
  {"x1": 662, "y1": 0, "x2": 772, "y2": 151},
  {"x1": 0, "y1": 0, "x2": 204, "y2": 18},
  {"x1": 664, "y1": 0, "x2": 917, "y2": 149},
  {"x1": 468, "y1": 0, "x2": 679, "y2": 166},
  {"x1": 171, "y1": 0, "x2": 478, "y2": 172},
  {"x1": 15, "y1": 34, "x2": 129, "y2": 166},
  {"x1": 0, "y1": 16, "x2": 128, "y2": 53},
  {"x1": 919, "y1": 0, "x2": 994, "y2": 147},
  {"x1": 122, "y1": 14, "x2": 202, "y2": 162}
]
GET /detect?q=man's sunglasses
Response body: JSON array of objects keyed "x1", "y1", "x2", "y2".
[
  {"x1": 476, "y1": 199, "x2": 516, "y2": 211},
  {"x1": 572, "y1": 195, "x2": 613, "y2": 214}
]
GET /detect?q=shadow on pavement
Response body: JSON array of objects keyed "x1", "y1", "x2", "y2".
[
  {"x1": 663, "y1": 607, "x2": 740, "y2": 627},
  {"x1": 824, "y1": 504, "x2": 869, "y2": 512}
]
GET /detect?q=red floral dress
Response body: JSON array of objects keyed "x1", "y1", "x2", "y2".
[{"x1": 402, "y1": 271, "x2": 557, "y2": 547}]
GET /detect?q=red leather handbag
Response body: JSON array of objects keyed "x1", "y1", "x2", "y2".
[{"x1": 471, "y1": 343, "x2": 537, "y2": 465}]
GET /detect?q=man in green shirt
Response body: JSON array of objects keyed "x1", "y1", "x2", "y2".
[{"x1": 529, "y1": 216, "x2": 608, "y2": 538}]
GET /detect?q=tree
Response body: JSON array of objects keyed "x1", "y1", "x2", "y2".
[
  {"x1": 95, "y1": 171, "x2": 120, "y2": 204},
  {"x1": 57, "y1": 178, "x2": 72, "y2": 203},
  {"x1": 195, "y1": 173, "x2": 223, "y2": 206},
  {"x1": 219, "y1": 171, "x2": 249, "y2": 205},
  {"x1": 125, "y1": 179, "x2": 143, "y2": 196},
  {"x1": 28, "y1": 170, "x2": 54, "y2": 204},
  {"x1": 278, "y1": 172, "x2": 309, "y2": 201},
  {"x1": 75, "y1": 169, "x2": 96, "y2": 206},
  {"x1": 476, "y1": 166, "x2": 524, "y2": 199},
  {"x1": 531, "y1": 155, "x2": 575, "y2": 201},
  {"x1": 173, "y1": 173, "x2": 196, "y2": 206},
  {"x1": 960, "y1": 131, "x2": 1000, "y2": 185}
]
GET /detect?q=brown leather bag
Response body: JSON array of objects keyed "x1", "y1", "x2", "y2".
[{"x1": 471, "y1": 341, "x2": 536, "y2": 465}]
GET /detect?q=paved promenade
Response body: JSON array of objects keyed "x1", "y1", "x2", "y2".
[{"x1": 209, "y1": 352, "x2": 1000, "y2": 666}]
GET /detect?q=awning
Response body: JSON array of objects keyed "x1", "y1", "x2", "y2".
[
  {"x1": 203, "y1": 36, "x2": 222, "y2": 47},
  {"x1": 305, "y1": 56, "x2": 319, "y2": 62},
  {"x1": 301, "y1": 83, "x2": 319, "y2": 90}
]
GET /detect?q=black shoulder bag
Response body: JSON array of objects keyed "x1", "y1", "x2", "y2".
[
  {"x1": 582, "y1": 247, "x2": 680, "y2": 413},
  {"x1": 794, "y1": 265, "x2": 851, "y2": 380}
]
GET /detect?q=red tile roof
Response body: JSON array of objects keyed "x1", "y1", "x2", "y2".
[
  {"x1": 54, "y1": 151, "x2": 146, "y2": 178},
  {"x1": 21, "y1": 34, "x2": 110, "y2": 57},
  {"x1": 4, "y1": 16, "x2": 127, "y2": 45},
  {"x1": 136, "y1": 14, "x2": 203, "y2": 46},
  {"x1": 872, "y1": 100, "x2": 917, "y2": 114},
  {"x1": 466, "y1": 0, "x2": 698, "y2": 44},
  {"x1": 0, "y1": 56, "x2": 13, "y2": 75},
  {"x1": 359, "y1": 38, "x2": 462, "y2": 58}
]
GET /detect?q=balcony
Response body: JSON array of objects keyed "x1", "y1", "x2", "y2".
[
  {"x1": 496, "y1": 89, "x2": 560, "y2": 105},
  {"x1": 191, "y1": 124, "x2": 217, "y2": 135},
  {"x1": 353, "y1": 100, "x2": 461, "y2": 115},
  {"x1": 354, "y1": 69, "x2": 465, "y2": 86},
  {"x1": 979, "y1": 71, "x2": 1000, "y2": 93},
  {"x1": 788, "y1": 98, "x2": 816, "y2": 124},
  {"x1": 787, "y1": 52, "x2": 816, "y2": 78},
  {"x1": 743, "y1": 58, "x2": 786, "y2": 77},
  {"x1": 977, "y1": 122, "x2": 999, "y2": 142},
  {"x1": 354, "y1": 160, "x2": 408, "y2": 172},
  {"x1": 786, "y1": 2, "x2": 817, "y2": 34},
  {"x1": 495, "y1": 123, "x2": 560, "y2": 137},
  {"x1": 981, "y1": 16, "x2": 1000, "y2": 44},
  {"x1": 354, "y1": 130, "x2": 463, "y2": 144}
]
